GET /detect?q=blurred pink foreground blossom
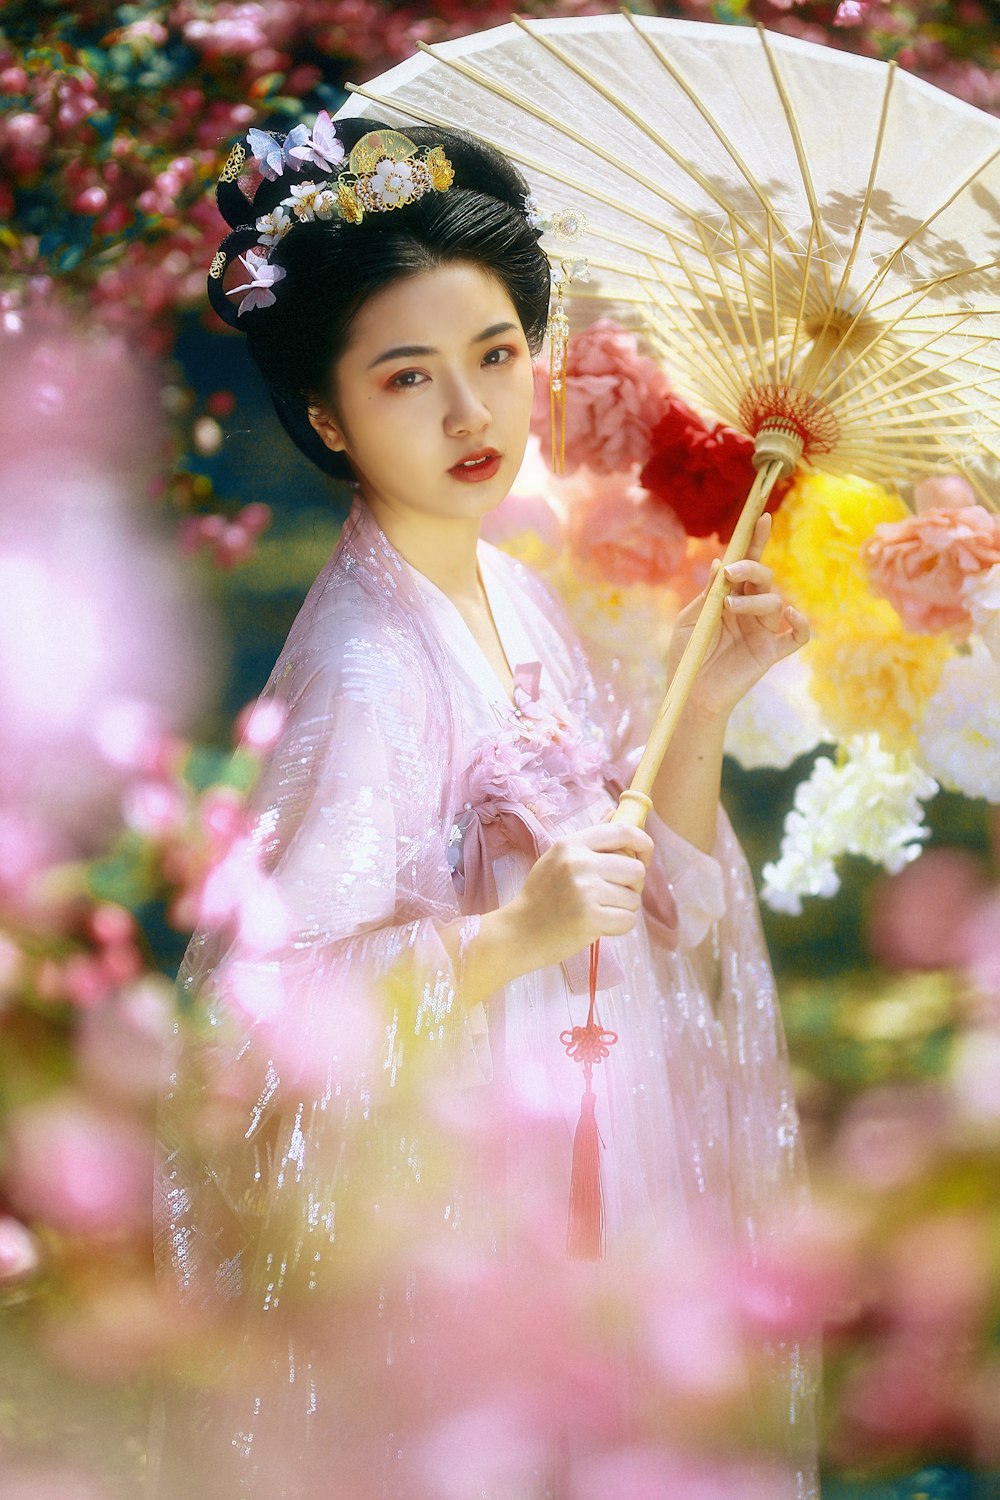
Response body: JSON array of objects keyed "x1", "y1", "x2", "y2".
[{"x1": 0, "y1": 314, "x2": 215, "y2": 894}]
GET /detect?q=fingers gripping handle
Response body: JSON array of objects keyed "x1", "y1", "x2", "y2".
[
  {"x1": 617, "y1": 455, "x2": 789, "y2": 809},
  {"x1": 610, "y1": 789, "x2": 653, "y2": 830}
]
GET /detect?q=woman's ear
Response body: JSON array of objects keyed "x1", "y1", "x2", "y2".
[{"x1": 307, "y1": 402, "x2": 346, "y2": 454}]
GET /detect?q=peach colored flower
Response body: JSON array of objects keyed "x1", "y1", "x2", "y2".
[
  {"x1": 531, "y1": 319, "x2": 670, "y2": 475},
  {"x1": 863, "y1": 505, "x2": 1000, "y2": 637},
  {"x1": 913, "y1": 473, "x2": 978, "y2": 512},
  {"x1": 565, "y1": 470, "x2": 688, "y2": 587}
]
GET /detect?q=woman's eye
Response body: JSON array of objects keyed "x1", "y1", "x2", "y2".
[
  {"x1": 483, "y1": 346, "x2": 515, "y2": 367},
  {"x1": 387, "y1": 370, "x2": 426, "y2": 391}
]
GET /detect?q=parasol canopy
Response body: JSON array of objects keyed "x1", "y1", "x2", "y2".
[{"x1": 338, "y1": 14, "x2": 1000, "y2": 501}]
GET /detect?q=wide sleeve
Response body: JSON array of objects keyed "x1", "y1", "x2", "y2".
[{"x1": 155, "y1": 610, "x2": 485, "y2": 1321}]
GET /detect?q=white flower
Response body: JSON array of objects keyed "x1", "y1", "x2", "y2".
[
  {"x1": 227, "y1": 248, "x2": 287, "y2": 315},
  {"x1": 284, "y1": 181, "x2": 328, "y2": 220},
  {"x1": 255, "y1": 207, "x2": 292, "y2": 246},
  {"x1": 965, "y1": 562, "x2": 1000, "y2": 665},
  {"x1": 312, "y1": 187, "x2": 338, "y2": 220},
  {"x1": 918, "y1": 638, "x2": 1000, "y2": 802},
  {"x1": 760, "y1": 734, "x2": 937, "y2": 914},
  {"x1": 724, "y1": 653, "x2": 830, "y2": 771},
  {"x1": 369, "y1": 158, "x2": 414, "y2": 208}
]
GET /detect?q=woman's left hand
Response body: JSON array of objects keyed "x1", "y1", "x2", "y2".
[{"x1": 667, "y1": 512, "x2": 810, "y2": 722}]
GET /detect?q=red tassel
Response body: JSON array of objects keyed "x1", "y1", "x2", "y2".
[
  {"x1": 566, "y1": 1083, "x2": 604, "y2": 1259},
  {"x1": 560, "y1": 939, "x2": 618, "y2": 1262}
]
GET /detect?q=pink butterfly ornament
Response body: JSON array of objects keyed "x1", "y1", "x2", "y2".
[
  {"x1": 228, "y1": 248, "x2": 287, "y2": 315},
  {"x1": 307, "y1": 110, "x2": 345, "y2": 171}
]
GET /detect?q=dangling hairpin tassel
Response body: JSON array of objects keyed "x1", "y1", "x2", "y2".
[{"x1": 547, "y1": 272, "x2": 570, "y2": 475}]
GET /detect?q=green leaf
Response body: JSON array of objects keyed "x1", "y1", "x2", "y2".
[
  {"x1": 87, "y1": 834, "x2": 163, "y2": 908},
  {"x1": 55, "y1": 244, "x2": 86, "y2": 272}
]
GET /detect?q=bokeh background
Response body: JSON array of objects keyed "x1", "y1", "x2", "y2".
[{"x1": 2, "y1": 2, "x2": 999, "y2": 1497}]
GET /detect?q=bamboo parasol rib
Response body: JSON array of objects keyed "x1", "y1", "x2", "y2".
[{"x1": 339, "y1": 14, "x2": 1000, "y2": 809}]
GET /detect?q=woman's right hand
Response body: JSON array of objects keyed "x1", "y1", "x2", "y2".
[{"x1": 506, "y1": 822, "x2": 654, "y2": 972}]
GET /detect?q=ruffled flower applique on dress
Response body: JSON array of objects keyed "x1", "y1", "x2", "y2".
[{"x1": 447, "y1": 661, "x2": 607, "y2": 909}]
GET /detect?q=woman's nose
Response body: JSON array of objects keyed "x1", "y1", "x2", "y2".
[{"x1": 444, "y1": 379, "x2": 490, "y2": 437}]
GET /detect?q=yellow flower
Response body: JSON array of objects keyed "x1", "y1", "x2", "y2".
[
  {"x1": 426, "y1": 146, "x2": 455, "y2": 192},
  {"x1": 767, "y1": 471, "x2": 909, "y2": 627},
  {"x1": 806, "y1": 616, "x2": 952, "y2": 749}
]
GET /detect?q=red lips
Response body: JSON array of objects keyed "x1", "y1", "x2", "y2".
[{"x1": 448, "y1": 448, "x2": 502, "y2": 483}]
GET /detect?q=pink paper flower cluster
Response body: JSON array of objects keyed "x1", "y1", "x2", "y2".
[
  {"x1": 565, "y1": 468, "x2": 688, "y2": 588},
  {"x1": 863, "y1": 482, "x2": 1000, "y2": 637},
  {"x1": 530, "y1": 318, "x2": 672, "y2": 475}
]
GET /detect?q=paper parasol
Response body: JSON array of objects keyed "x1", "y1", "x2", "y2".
[{"x1": 338, "y1": 14, "x2": 1000, "y2": 822}]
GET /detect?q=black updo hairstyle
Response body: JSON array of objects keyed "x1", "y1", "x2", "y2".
[{"x1": 209, "y1": 119, "x2": 552, "y2": 481}]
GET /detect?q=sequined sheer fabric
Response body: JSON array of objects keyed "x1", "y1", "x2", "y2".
[{"x1": 148, "y1": 496, "x2": 818, "y2": 1498}]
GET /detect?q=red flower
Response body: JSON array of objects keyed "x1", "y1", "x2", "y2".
[{"x1": 640, "y1": 395, "x2": 788, "y2": 542}]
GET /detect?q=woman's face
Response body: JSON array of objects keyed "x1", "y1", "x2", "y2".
[{"x1": 309, "y1": 261, "x2": 536, "y2": 527}]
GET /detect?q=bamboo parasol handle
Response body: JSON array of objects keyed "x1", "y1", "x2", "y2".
[{"x1": 611, "y1": 453, "x2": 791, "y2": 831}]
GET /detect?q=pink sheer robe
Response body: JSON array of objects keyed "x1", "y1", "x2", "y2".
[{"x1": 149, "y1": 495, "x2": 818, "y2": 1499}]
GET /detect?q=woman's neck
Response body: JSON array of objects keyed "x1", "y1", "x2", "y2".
[{"x1": 361, "y1": 490, "x2": 483, "y2": 603}]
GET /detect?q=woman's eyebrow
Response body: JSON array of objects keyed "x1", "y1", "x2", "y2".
[{"x1": 367, "y1": 322, "x2": 518, "y2": 369}]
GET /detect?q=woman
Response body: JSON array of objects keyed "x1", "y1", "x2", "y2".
[{"x1": 150, "y1": 117, "x2": 817, "y2": 1498}]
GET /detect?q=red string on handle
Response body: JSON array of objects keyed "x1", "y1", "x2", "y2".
[{"x1": 560, "y1": 938, "x2": 618, "y2": 1260}]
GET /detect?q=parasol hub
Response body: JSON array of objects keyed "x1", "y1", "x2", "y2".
[
  {"x1": 740, "y1": 383, "x2": 840, "y2": 468},
  {"x1": 750, "y1": 422, "x2": 803, "y2": 477}
]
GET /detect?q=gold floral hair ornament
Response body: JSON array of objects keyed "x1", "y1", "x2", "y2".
[
  {"x1": 215, "y1": 118, "x2": 456, "y2": 316},
  {"x1": 334, "y1": 131, "x2": 455, "y2": 225}
]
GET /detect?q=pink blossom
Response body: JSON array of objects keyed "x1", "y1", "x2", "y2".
[
  {"x1": 235, "y1": 694, "x2": 286, "y2": 751},
  {"x1": 565, "y1": 468, "x2": 687, "y2": 587},
  {"x1": 198, "y1": 785, "x2": 247, "y2": 844},
  {"x1": 0, "y1": 67, "x2": 30, "y2": 94},
  {"x1": 530, "y1": 319, "x2": 671, "y2": 475},
  {"x1": 72, "y1": 185, "x2": 108, "y2": 215},
  {"x1": 866, "y1": 848, "x2": 987, "y2": 969},
  {"x1": 197, "y1": 835, "x2": 291, "y2": 955},
  {"x1": 3, "y1": 1096, "x2": 152, "y2": 1238},
  {"x1": 92, "y1": 697, "x2": 180, "y2": 776},
  {"x1": 863, "y1": 504, "x2": 1000, "y2": 637},
  {"x1": 122, "y1": 778, "x2": 186, "y2": 837},
  {"x1": 4, "y1": 112, "x2": 50, "y2": 150},
  {"x1": 834, "y1": 0, "x2": 869, "y2": 26}
]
